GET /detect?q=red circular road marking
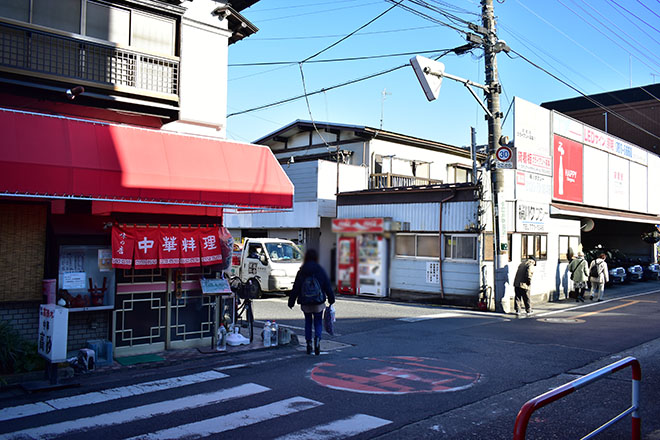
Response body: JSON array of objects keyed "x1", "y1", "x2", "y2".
[{"x1": 310, "y1": 356, "x2": 481, "y2": 395}]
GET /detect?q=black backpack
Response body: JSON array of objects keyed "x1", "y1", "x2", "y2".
[
  {"x1": 589, "y1": 262, "x2": 600, "y2": 278},
  {"x1": 300, "y1": 276, "x2": 325, "y2": 304}
]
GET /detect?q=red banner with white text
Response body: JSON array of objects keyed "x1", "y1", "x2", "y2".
[{"x1": 112, "y1": 225, "x2": 225, "y2": 269}]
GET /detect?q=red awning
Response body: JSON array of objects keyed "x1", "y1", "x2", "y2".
[{"x1": 0, "y1": 108, "x2": 293, "y2": 209}]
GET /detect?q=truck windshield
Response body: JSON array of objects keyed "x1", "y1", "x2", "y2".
[{"x1": 265, "y1": 243, "x2": 302, "y2": 262}]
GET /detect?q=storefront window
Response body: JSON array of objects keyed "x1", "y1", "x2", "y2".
[
  {"x1": 395, "y1": 234, "x2": 415, "y2": 257},
  {"x1": 559, "y1": 235, "x2": 580, "y2": 261},
  {"x1": 417, "y1": 235, "x2": 439, "y2": 258},
  {"x1": 444, "y1": 234, "x2": 477, "y2": 260},
  {"x1": 58, "y1": 245, "x2": 115, "y2": 310},
  {"x1": 521, "y1": 234, "x2": 548, "y2": 261}
]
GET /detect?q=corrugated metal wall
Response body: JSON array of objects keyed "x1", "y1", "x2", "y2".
[{"x1": 338, "y1": 201, "x2": 480, "y2": 232}]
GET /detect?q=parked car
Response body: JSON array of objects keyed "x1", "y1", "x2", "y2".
[{"x1": 584, "y1": 247, "x2": 643, "y2": 283}]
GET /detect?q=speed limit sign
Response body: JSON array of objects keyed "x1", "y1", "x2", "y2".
[{"x1": 496, "y1": 146, "x2": 513, "y2": 169}]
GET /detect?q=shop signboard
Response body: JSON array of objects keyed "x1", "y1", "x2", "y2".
[
  {"x1": 514, "y1": 97, "x2": 552, "y2": 176},
  {"x1": 584, "y1": 126, "x2": 647, "y2": 165},
  {"x1": 552, "y1": 135, "x2": 583, "y2": 203},
  {"x1": 583, "y1": 146, "x2": 608, "y2": 208},
  {"x1": 426, "y1": 262, "x2": 440, "y2": 284},
  {"x1": 38, "y1": 304, "x2": 69, "y2": 362},
  {"x1": 332, "y1": 218, "x2": 385, "y2": 233},
  {"x1": 608, "y1": 155, "x2": 630, "y2": 211},
  {"x1": 515, "y1": 171, "x2": 551, "y2": 202},
  {"x1": 516, "y1": 201, "x2": 548, "y2": 233},
  {"x1": 552, "y1": 112, "x2": 583, "y2": 143},
  {"x1": 630, "y1": 162, "x2": 648, "y2": 213}
]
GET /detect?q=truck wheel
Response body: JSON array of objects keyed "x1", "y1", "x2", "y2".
[{"x1": 249, "y1": 279, "x2": 262, "y2": 299}]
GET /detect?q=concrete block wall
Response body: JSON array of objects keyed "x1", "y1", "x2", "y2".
[
  {"x1": 66, "y1": 311, "x2": 111, "y2": 352},
  {"x1": 0, "y1": 301, "x2": 40, "y2": 341}
]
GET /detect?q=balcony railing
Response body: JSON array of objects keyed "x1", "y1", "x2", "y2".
[
  {"x1": 369, "y1": 173, "x2": 443, "y2": 189},
  {"x1": 0, "y1": 20, "x2": 179, "y2": 99}
]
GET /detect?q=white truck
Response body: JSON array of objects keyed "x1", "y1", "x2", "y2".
[{"x1": 229, "y1": 238, "x2": 303, "y2": 297}]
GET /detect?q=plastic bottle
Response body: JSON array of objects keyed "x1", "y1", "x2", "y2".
[
  {"x1": 263, "y1": 321, "x2": 272, "y2": 347},
  {"x1": 217, "y1": 326, "x2": 227, "y2": 351},
  {"x1": 271, "y1": 321, "x2": 279, "y2": 346}
]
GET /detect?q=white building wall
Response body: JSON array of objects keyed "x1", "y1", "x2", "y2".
[{"x1": 164, "y1": 0, "x2": 230, "y2": 138}]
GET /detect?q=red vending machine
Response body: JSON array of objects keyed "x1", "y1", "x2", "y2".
[
  {"x1": 332, "y1": 218, "x2": 390, "y2": 297},
  {"x1": 336, "y1": 236, "x2": 357, "y2": 295}
]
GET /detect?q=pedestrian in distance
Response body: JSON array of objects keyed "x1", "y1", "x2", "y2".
[
  {"x1": 513, "y1": 256, "x2": 536, "y2": 316},
  {"x1": 288, "y1": 249, "x2": 335, "y2": 355},
  {"x1": 589, "y1": 253, "x2": 609, "y2": 301},
  {"x1": 568, "y1": 251, "x2": 589, "y2": 302}
]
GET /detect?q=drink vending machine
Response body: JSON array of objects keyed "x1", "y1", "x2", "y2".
[{"x1": 332, "y1": 218, "x2": 393, "y2": 297}]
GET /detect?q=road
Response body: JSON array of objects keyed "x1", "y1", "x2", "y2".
[{"x1": 1, "y1": 284, "x2": 659, "y2": 439}]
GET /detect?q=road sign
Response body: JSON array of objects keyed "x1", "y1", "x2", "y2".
[{"x1": 496, "y1": 146, "x2": 514, "y2": 169}]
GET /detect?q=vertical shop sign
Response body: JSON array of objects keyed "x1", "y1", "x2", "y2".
[
  {"x1": 516, "y1": 201, "x2": 548, "y2": 232},
  {"x1": 608, "y1": 155, "x2": 630, "y2": 211},
  {"x1": 159, "y1": 228, "x2": 181, "y2": 268},
  {"x1": 180, "y1": 228, "x2": 201, "y2": 267},
  {"x1": 133, "y1": 228, "x2": 159, "y2": 269},
  {"x1": 112, "y1": 227, "x2": 134, "y2": 269},
  {"x1": 553, "y1": 135, "x2": 583, "y2": 203},
  {"x1": 426, "y1": 262, "x2": 440, "y2": 284},
  {"x1": 38, "y1": 304, "x2": 69, "y2": 362},
  {"x1": 514, "y1": 97, "x2": 552, "y2": 176},
  {"x1": 199, "y1": 227, "x2": 223, "y2": 266}
]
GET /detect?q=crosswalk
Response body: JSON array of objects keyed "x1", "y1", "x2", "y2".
[{"x1": 0, "y1": 369, "x2": 391, "y2": 440}]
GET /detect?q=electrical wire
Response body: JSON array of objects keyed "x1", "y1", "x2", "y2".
[
  {"x1": 228, "y1": 49, "x2": 455, "y2": 118},
  {"x1": 607, "y1": 0, "x2": 660, "y2": 44},
  {"x1": 247, "y1": 25, "x2": 440, "y2": 41},
  {"x1": 635, "y1": 0, "x2": 660, "y2": 22},
  {"x1": 302, "y1": 0, "x2": 403, "y2": 63},
  {"x1": 229, "y1": 48, "x2": 460, "y2": 66},
  {"x1": 509, "y1": 49, "x2": 660, "y2": 143}
]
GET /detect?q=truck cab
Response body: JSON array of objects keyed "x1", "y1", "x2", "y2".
[{"x1": 234, "y1": 238, "x2": 303, "y2": 297}]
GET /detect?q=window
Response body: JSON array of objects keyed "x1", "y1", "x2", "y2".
[
  {"x1": 33, "y1": 0, "x2": 81, "y2": 33},
  {"x1": 521, "y1": 234, "x2": 547, "y2": 260},
  {"x1": 447, "y1": 163, "x2": 472, "y2": 184},
  {"x1": 395, "y1": 234, "x2": 439, "y2": 258},
  {"x1": 265, "y1": 242, "x2": 302, "y2": 263},
  {"x1": 86, "y1": 1, "x2": 130, "y2": 46},
  {"x1": 444, "y1": 234, "x2": 477, "y2": 260},
  {"x1": 559, "y1": 235, "x2": 580, "y2": 262},
  {"x1": 0, "y1": 0, "x2": 29, "y2": 21}
]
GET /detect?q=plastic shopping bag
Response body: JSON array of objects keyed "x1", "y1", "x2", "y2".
[{"x1": 323, "y1": 304, "x2": 335, "y2": 336}]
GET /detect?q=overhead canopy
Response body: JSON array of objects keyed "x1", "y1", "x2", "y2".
[
  {"x1": 0, "y1": 108, "x2": 293, "y2": 210},
  {"x1": 550, "y1": 202, "x2": 660, "y2": 225}
]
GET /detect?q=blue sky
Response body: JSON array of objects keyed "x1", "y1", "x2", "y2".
[{"x1": 226, "y1": 0, "x2": 659, "y2": 148}]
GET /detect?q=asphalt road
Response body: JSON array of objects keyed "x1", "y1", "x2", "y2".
[{"x1": 2, "y1": 283, "x2": 659, "y2": 439}]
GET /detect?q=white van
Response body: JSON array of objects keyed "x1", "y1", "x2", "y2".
[{"x1": 231, "y1": 238, "x2": 303, "y2": 297}]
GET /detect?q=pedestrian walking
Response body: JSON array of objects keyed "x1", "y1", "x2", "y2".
[
  {"x1": 589, "y1": 253, "x2": 609, "y2": 301},
  {"x1": 568, "y1": 251, "x2": 589, "y2": 302},
  {"x1": 288, "y1": 249, "x2": 335, "y2": 355},
  {"x1": 513, "y1": 256, "x2": 536, "y2": 315}
]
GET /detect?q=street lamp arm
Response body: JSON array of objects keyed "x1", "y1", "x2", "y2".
[{"x1": 423, "y1": 67, "x2": 492, "y2": 118}]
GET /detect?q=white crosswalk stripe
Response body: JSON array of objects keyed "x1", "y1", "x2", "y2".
[
  {"x1": 0, "y1": 372, "x2": 392, "y2": 440},
  {"x1": 0, "y1": 370, "x2": 228, "y2": 422},
  {"x1": 124, "y1": 396, "x2": 323, "y2": 440},
  {"x1": 3, "y1": 383, "x2": 269, "y2": 439},
  {"x1": 273, "y1": 414, "x2": 393, "y2": 440}
]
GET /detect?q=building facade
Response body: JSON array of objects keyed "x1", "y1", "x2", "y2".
[{"x1": 0, "y1": 0, "x2": 295, "y2": 358}]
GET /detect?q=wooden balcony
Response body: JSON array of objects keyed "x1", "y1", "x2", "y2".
[
  {"x1": 0, "y1": 19, "x2": 179, "y2": 101},
  {"x1": 369, "y1": 173, "x2": 443, "y2": 189}
]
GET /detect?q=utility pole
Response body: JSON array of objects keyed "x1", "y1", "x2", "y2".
[{"x1": 475, "y1": 0, "x2": 508, "y2": 310}]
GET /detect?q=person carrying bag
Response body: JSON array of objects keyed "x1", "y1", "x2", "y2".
[
  {"x1": 568, "y1": 251, "x2": 589, "y2": 302},
  {"x1": 288, "y1": 249, "x2": 335, "y2": 355}
]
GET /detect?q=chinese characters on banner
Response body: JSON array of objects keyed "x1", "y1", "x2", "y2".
[
  {"x1": 111, "y1": 226, "x2": 224, "y2": 269},
  {"x1": 553, "y1": 135, "x2": 583, "y2": 203}
]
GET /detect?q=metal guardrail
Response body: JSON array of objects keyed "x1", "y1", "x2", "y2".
[
  {"x1": 513, "y1": 356, "x2": 641, "y2": 440},
  {"x1": 0, "y1": 20, "x2": 178, "y2": 97}
]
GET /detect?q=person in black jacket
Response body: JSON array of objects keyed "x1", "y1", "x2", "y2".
[{"x1": 288, "y1": 249, "x2": 335, "y2": 355}]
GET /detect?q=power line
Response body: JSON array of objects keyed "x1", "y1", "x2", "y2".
[
  {"x1": 302, "y1": 0, "x2": 403, "y2": 63},
  {"x1": 229, "y1": 48, "x2": 458, "y2": 66},
  {"x1": 607, "y1": 0, "x2": 660, "y2": 45},
  {"x1": 509, "y1": 49, "x2": 660, "y2": 143},
  {"x1": 228, "y1": 49, "x2": 455, "y2": 118},
  {"x1": 635, "y1": 0, "x2": 660, "y2": 22},
  {"x1": 247, "y1": 25, "x2": 440, "y2": 41}
]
